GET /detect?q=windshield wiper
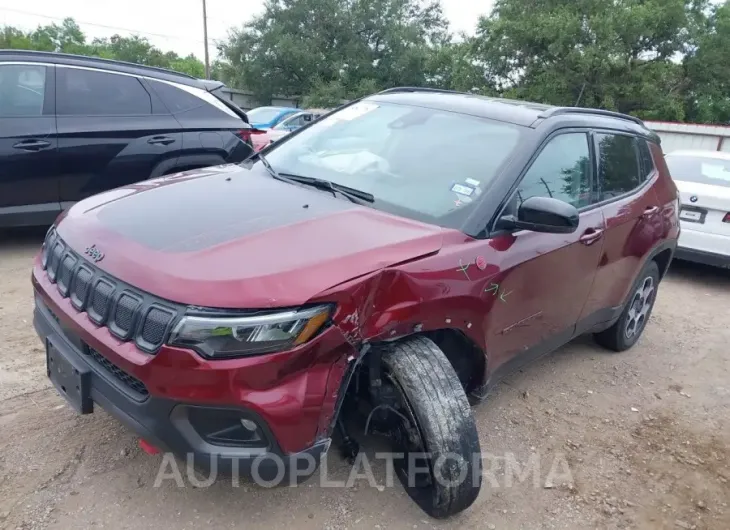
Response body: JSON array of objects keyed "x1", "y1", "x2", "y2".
[
  {"x1": 280, "y1": 173, "x2": 375, "y2": 203},
  {"x1": 243, "y1": 151, "x2": 374, "y2": 203}
]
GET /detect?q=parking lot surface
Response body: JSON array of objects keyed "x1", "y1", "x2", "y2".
[{"x1": 1, "y1": 229, "x2": 728, "y2": 529}]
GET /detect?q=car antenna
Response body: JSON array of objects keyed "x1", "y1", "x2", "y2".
[{"x1": 575, "y1": 82, "x2": 586, "y2": 107}]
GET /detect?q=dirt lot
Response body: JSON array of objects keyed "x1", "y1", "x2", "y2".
[{"x1": 1, "y1": 229, "x2": 729, "y2": 530}]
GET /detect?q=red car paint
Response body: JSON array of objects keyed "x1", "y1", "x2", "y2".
[{"x1": 32, "y1": 95, "x2": 679, "y2": 460}]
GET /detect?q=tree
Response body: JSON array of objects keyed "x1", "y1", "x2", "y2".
[
  {"x1": 0, "y1": 18, "x2": 206, "y2": 78},
  {"x1": 685, "y1": 0, "x2": 730, "y2": 124},
  {"x1": 217, "y1": 0, "x2": 450, "y2": 104},
  {"x1": 473, "y1": 0, "x2": 709, "y2": 121}
]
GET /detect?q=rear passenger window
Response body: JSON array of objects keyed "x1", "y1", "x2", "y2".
[
  {"x1": 596, "y1": 134, "x2": 641, "y2": 200},
  {"x1": 517, "y1": 133, "x2": 593, "y2": 208},
  {"x1": 57, "y1": 68, "x2": 151, "y2": 116},
  {"x1": 148, "y1": 80, "x2": 203, "y2": 113},
  {"x1": 638, "y1": 140, "x2": 655, "y2": 179},
  {"x1": 0, "y1": 64, "x2": 46, "y2": 116}
]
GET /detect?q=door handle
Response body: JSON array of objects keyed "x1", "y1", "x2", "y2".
[
  {"x1": 642, "y1": 206, "x2": 659, "y2": 218},
  {"x1": 579, "y1": 227, "x2": 604, "y2": 245},
  {"x1": 148, "y1": 136, "x2": 175, "y2": 145},
  {"x1": 13, "y1": 139, "x2": 51, "y2": 151}
]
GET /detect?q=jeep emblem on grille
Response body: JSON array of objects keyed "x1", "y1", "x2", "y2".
[{"x1": 84, "y1": 244, "x2": 105, "y2": 262}]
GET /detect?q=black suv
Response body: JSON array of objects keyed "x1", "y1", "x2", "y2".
[{"x1": 0, "y1": 50, "x2": 254, "y2": 227}]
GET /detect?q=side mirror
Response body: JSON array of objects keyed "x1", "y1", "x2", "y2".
[{"x1": 498, "y1": 196, "x2": 579, "y2": 234}]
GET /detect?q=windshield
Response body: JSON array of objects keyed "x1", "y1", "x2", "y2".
[
  {"x1": 247, "y1": 107, "x2": 284, "y2": 123},
  {"x1": 666, "y1": 154, "x2": 730, "y2": 188},
  {"x1": 264, "y1": 101, "x2": 523, "y2": 228}
]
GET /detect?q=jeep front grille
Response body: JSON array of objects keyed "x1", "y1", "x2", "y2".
[{"x1": 41, "y1": 230, "x2": 180, "y2": 354}]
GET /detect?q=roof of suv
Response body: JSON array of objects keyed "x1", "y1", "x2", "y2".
[
  {"x1": 368, "y1": 87, "x2": 658, "y2": 142},
  {"x1": 0, "y1": 49, "x2": 217, "y2": 90}
]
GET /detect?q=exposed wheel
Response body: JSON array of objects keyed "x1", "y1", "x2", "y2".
[
  {"x1": 380, "y1": 336, "x2": 481, "y2": 518},
  {"x1": 594, "y1": 260, "x2": 660, "y2": 352}
]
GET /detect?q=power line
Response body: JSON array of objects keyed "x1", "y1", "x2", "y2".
[{"x1": 0, "y1": 7, "x2": 207, "y2": 45}]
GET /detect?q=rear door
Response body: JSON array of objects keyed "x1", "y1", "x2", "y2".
[
  {"x1": 666, "y1": 154, "x2": 730, "y2": 251},
  {"x1": 55, "y1": 66, "x2": 182, "y2": 204},
  {"x1": 584, "y1": 133, "x2": 663, "y2": 315},
  {"x1": 0, "y1": 62, "x2": 60, "y2": 226}
]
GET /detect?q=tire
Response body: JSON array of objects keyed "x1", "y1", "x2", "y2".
[
  {"x1": 381, "y1": 336, "x2": 481, "y2": 518},
  {"x1": 594, "y1": 260, "x2": 660, "y2": 352}
]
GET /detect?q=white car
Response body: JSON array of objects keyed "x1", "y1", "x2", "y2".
[{"x1": 666, "y1": 150, "x2": 730, "y2": 268}]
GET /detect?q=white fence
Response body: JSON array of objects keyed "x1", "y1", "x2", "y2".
[{"x1": 645, "y1": 121, "x2": 730, "y2": 154}]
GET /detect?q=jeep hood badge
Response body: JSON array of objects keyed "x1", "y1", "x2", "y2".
[{"x1": 84, "y1": 244, "x2": 105, "y2": 262}]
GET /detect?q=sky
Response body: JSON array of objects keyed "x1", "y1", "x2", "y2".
[{"x1": 0, "y1": 0, "x2": 496, "y2": 59}]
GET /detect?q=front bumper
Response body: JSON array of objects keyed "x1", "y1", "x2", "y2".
[{"x1": 34, "y1": 297, "x2": 331, "y2": 481}]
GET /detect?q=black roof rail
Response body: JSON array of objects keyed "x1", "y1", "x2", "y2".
[
  {"x1": 378, "y1": 87, "x2": 553, "y2": 109},
  {"x1": 0, "y1": 49, "x2": 199, "y2": 80},
  {"x1": 539, "y1": 107, "x2": 645, "y2": 126},
  {"x1": 378, "y1": 86, "x2": 465, "y2": 96}
]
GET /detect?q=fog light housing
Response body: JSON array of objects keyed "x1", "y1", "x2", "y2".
[{"x1": 186, "y1": 407, "x2": 268, "y2": 448}]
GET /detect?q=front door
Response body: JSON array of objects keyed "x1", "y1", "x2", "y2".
[
  {"x1": 483, "y1": 131, "x2": 606, "y2": 378},
  {"x1": 0, "y1": 63, "x2": 60, "y2": 226}
]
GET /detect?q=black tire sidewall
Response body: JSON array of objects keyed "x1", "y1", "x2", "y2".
[{"x1": 382, "y1": 337, "x2": 482, "y2": 518}]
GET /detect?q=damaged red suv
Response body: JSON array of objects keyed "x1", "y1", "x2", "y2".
[{"x1": 33, "y1": 87, "x2": 679, "y2": 518}]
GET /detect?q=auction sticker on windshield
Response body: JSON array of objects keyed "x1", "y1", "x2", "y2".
[{"x1": 319, "y1": 102, "x2": 379, "y2": 128}]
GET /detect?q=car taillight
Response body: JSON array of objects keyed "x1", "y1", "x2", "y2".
[
  {"x1": 723, "y1": 212, "x2": 730, "y2": 223},
  {"x1": 236, "y1": 128, "x2": 265, "y2": 144}
]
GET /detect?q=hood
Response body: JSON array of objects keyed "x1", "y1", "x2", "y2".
[{"x1": 57, "y1": 164, "x2": 443, "y2": 309}]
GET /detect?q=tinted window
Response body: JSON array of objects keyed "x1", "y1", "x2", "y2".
[
  {"x1": 57, "y1": 68, "x2": 151, "y2": 116},
  {"x1": 666, "y1": 154, "x2": 730, "y2": 188},
  {"x1": 0, "y1": 64, "x2": 45, "y2": 116},
  {"x1": 638, "y1": 140, "x2": 655, "y2": 179},
  {"x1": 149, "y1": 80, "x2": 203, "y2": 113},
  {"x1": 517, "y1": 133, "x2": 592, "y2": 208},
  {"x1": 265, "y1": 101, "x2": 522, "y2": 227},
  {"x1": 596, "y1": 134, "x2": 641, "y2": 200}
]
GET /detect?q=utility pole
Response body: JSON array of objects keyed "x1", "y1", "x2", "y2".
[{"x1": 202, "y1": 0, "x2": 210, "y2": 79}]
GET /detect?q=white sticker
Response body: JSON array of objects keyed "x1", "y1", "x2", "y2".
[
  {"x1": 465, "y1": 178, "x2": 481, "y2": 187},
  {"x1": 333, "y1": 102, "x2": 379, "y2": 122},
  {"x1": 451, "y1": 183, "x2": 475, "y2": 196}
]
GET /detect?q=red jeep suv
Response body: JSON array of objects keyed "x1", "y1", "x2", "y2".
[{"x1": 33, "y1": 87, "x2": 679, "y2": 518}]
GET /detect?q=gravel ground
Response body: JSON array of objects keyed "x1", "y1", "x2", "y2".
[{"x1": 1, "y1": 228, "x2": 728, "y2": 530}]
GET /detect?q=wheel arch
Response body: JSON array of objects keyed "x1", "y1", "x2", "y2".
[{"x1": 150, "y1": 153, "x2": 227, "y2": 179}]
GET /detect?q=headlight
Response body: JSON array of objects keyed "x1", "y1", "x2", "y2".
[{"x1": 169, "y1": 305, "x2": 331, "y2": 359}]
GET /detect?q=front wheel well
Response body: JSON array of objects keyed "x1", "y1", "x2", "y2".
[{"x1": 421, "y1": 329, "x2": 486, "y2": 393}]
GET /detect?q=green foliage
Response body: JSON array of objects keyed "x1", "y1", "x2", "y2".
[
  {"x1": 473, "y1": 0, "x2": 710, "y2": 121},
  {"x1": 685, "y1": 0, "x2": 730, "y2": 124},
  {"x1": 0, "y1": 18, "x2": 206, "y2": 78},
  {"x1": 217, "y1": 0, "x2": 452, "y2": 101},
  {"x1": 2, "y1": 1, "x2": 730, "y2": 124}
]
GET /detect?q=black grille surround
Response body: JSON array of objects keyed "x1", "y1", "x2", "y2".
[{"x1": 41, "y1": 229, "x2": 183, "y2": 354}]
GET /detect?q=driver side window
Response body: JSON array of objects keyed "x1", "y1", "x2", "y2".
[{"x1": 517, "y1": 133, "x2": 593, "y2": 209}]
